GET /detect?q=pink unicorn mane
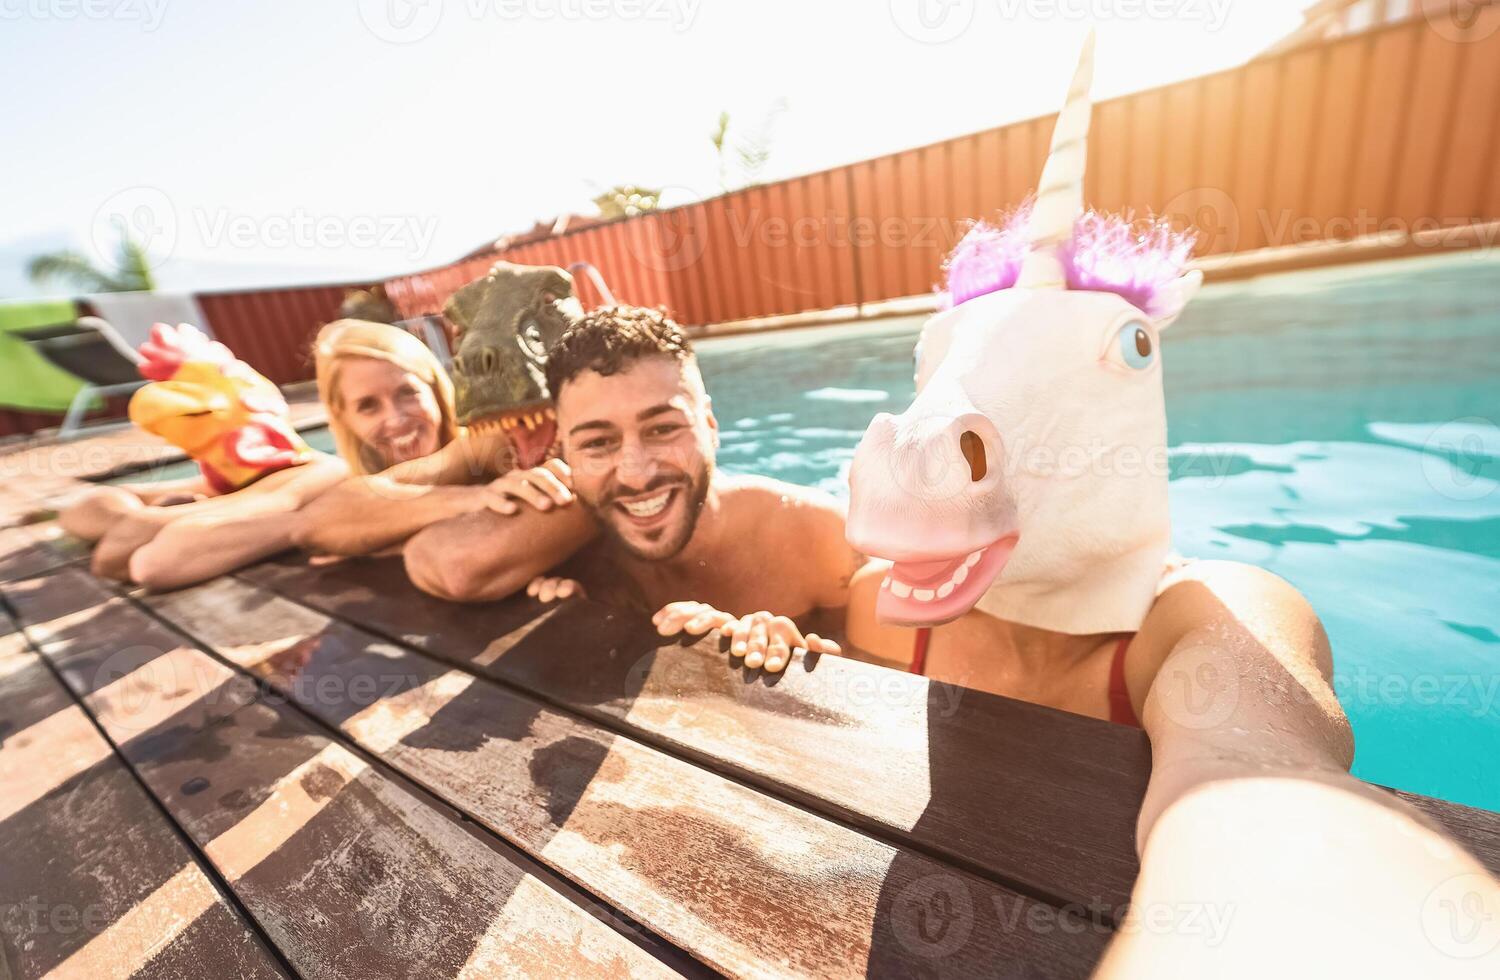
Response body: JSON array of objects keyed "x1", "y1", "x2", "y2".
[{"x1": 941, "y1": 201, "x2": 1196, "y2": 318}]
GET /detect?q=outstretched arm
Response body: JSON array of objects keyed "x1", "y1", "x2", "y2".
[
  {"x1": 405, "y1": 500, "x2": 597, "y2": 602},
  {"x1": 1097, "y1": 560, "x2": 1499, "y2": 976},
  {"x1": 293, "y1": 431, "x2": 511, "y2": 556},
  {"x1": 90, "y1": 454, "x2": 347, "y2": 579},
  {"x1": 125, "y1": 455, "x2": 350, "y2": 590},
  {"x1": 403, "y1": 456, "x2": 597, "y2": 602}
]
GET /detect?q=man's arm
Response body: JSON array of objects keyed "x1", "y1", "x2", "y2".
[
  {"x1": 1097, "y1": 560, "x2": 1499, "y2": 975},
  {"x1": 404, "y1": 503, "x2": 597, "y2": 602},
  {"x1": 293, "y1": 431, "x2": 511, "y2": 556}
]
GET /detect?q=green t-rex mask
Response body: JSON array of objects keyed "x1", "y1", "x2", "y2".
[{"x1": 444, "y1": 261, "x2": 584, "y2": 467}]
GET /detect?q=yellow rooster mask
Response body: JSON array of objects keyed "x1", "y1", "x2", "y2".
[{"x1": 128, "y1": 323, "x2": 313, "y2": 492}]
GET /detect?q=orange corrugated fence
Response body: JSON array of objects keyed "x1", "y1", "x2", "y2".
[
  {"x1": 386, "y1": 9, "x2": 1500, "y2": 326},
  {"x1": 7, "y1": 9, "x2": 1498, "y2": 439}
]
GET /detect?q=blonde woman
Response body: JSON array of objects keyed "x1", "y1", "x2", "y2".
[
  {"x1": 81, "y1": 323, "x2": 350, "y2": 589},
  {"x1": 292, "y1": 318, "x2": 522, "y2": 557}
]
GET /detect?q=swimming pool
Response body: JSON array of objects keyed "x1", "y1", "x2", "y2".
[
  {"x1": 700, "y1": 251, "x2": 1500, "y2": 812},
  {"x1": 117, "y1": 251, "x2": 1499, "y2": 810}
]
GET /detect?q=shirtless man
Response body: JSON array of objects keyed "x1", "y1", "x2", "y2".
[{"x1": 405, "y1": 306, "x2": 860, "y2": 672}]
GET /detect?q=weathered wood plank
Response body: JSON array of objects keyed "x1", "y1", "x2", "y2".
[
  {"x1": 0, "y1": 520, "x2": 86, "y2": 583},
  {"x1": 151, "y1": 573, "x2": 1114, "y2": 978},
  {"x1": 4, "y1": 571, "x2": 681, "y2": 980},
  {"x1": 242, "y1": 555, "x2": 1152, "y2": 913},
  {"x1": 0, "y1": 618, "x2": 287, "y2": 980}
]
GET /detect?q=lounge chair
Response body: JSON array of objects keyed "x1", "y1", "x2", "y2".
[{"x1": 11, "y1": 316, "x2": 145, "y2": 439}]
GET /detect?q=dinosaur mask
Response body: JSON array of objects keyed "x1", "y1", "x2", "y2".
[
  {"x1": 128, "y1": 323, "x2": 314, "y2": 493},
  {"x1": 846, "y1": 34, "x2": 1202, "y2": 636},
  {"x1": 444, "y1": 261, "x2": 583, "y2": 468}
]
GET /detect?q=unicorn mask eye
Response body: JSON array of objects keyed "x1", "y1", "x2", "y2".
[{"x1": 1110, "y1": 319, "x2": 1157, "y2": 371}]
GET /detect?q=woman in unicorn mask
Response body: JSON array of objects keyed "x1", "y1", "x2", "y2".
[{"x1": 844, "y1": 34, "x2": 1497, "y2": 976}]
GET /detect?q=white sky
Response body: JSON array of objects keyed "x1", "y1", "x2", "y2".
[{"x1": 0, "y1": 0, "x2": 1316, "y2": 294}]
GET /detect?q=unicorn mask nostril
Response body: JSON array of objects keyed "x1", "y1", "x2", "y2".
[{"x1": 961, "y1": 430, "x2": 987, "y2": 481}]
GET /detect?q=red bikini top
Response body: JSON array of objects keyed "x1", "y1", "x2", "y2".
[{"x1": 910, "y1": 629, "x2": 1141, "y2": 728}]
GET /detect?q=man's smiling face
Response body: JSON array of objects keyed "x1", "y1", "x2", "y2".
[{"x1": 558, "y1": 354, "x2": 717, "y2": 561}]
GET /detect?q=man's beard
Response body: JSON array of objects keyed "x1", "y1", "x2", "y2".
[{"x1": 586, "y1": 461, "x2": 712, "y2": 562}]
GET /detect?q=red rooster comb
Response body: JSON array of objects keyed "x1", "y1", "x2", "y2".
[{"x1": 136, "y1": 322, "x2": 235, "y2": 382}]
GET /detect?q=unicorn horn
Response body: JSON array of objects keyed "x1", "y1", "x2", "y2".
[{"x1": 1016, "y1": 29, "x2": 1097, "y2": 289}]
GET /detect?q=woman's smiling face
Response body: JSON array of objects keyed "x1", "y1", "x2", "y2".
[{"x1": 336, "y1": 356, "x2": 444, "y2": 468}]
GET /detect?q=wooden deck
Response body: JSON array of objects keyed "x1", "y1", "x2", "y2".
[{"x1": 3, "y1": 445, "x2": 1500, "y2": 978}]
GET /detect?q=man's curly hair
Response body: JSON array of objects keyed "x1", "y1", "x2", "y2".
[{"x1": 544, "y1": 306, "x2": 694, "y2": 397}]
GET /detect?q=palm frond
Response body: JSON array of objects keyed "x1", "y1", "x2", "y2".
[{"x1": 26, "y1": 251, "x2": 121, "y2": 293}]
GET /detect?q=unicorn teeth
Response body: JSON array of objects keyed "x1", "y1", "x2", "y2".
[{"x1": 890, "y1": 580, "x2": 912, "y2": 599}]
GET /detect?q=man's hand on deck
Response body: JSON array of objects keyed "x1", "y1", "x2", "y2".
[
  {"x1": 485, "y1": 459, "x2": 574, "y2": 516},
  {"x1": 654, "y1": 602, "x2": 840, "y2": 674},
  {"x1": 527, "y1": 574, "x2": 586, "y2": 603}
]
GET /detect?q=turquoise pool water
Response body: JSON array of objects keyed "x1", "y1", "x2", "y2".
[
  {"x1": 699, "y1": 251, "x2": 1500, "y2": 812},
  {"x1": 117, "y1": 252, "x2": 1499, "y2": 810}
]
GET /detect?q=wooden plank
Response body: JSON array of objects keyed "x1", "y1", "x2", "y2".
[
  {"x1": 3, "y1": 571, "x2": 681, "y2": 980},
  {"x1": 0, "y1": 618, "x2": 287, "y2": 979},
  {"x1": 241, "y1": 555, "x2": 1151, "y2": 916},
  {"x1": 0, "y1": 520, "x2": 87, "y2": 584},
  {"x1": 151, "y1": 573, "x2": 1113, "y2": 978}
]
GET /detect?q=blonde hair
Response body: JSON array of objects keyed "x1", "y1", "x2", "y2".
[{"x1": 314, "y1": 319, "x2": 460, "y2": 475}]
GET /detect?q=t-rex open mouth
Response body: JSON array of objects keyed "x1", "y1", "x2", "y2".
[{"x1": 467, "y1": 403, "x2": 557, "y2": 469}]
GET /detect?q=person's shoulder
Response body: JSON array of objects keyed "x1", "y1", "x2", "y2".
[
  {"x1": 1156, "y1": 558, "x2": 1314, "y2": 617},
  {"x1": 1136, "y1": 558, "x2": 1326, "y2": 674},
  {"x1": 720, "y1": 473, "x2": 843, "y2": 517}
]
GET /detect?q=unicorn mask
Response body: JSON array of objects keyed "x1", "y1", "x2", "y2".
[
  {"x1": 846, "y1": 33, "x2": 1202, "y2": 636},
  {"x1": 128, "y1": 323, "x2": 314, "y2": 493}
]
